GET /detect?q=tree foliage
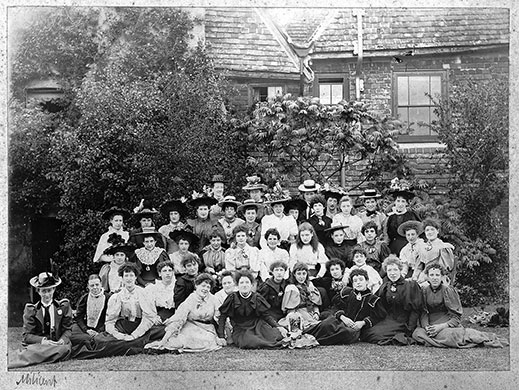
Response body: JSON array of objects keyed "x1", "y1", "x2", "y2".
[
  {"x1": 246, "y1": 95, "x2": 406, "y2": 188},
  {"x1": 9, "y1": 7, "x2": 247, "y2": 304}
]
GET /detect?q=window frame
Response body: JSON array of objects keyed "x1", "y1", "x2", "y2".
[
  {"x1": 313, "y1": 73, "x2": 349, "y2": 105},
  {"x1": 392, "y1": 70, "x2": 447, "y2": 143},
  {"x1": 248, "y1": 83, "x2": 286, "y2": 105}
]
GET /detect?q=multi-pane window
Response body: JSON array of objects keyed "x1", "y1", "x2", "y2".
[
  {"x1": 314, "y1": 75, "x2": 348, "y2": 104},
  {"x1": 252, "y1": 86, "x2": 283, "y2": 103},
  {"x1": 394, "y1": 72, "x2": 445, "y2": 140}
]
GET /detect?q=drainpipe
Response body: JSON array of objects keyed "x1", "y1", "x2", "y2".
[{"x1": 342, "y1": 9, "x2": 365, "y2": 188}]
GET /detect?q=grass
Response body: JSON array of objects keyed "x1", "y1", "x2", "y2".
[{"x1": 7, "y1": 306, "x2": 509, "y2": 372}]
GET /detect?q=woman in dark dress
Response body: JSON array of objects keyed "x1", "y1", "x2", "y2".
[
  {"x1": 129, "y1": 228, "x2": 169, "y2": 286},
  {"x1": 217, "y1": 271, "x2": 288, "y2": 349},
  {"x1": 312, "y1": 258, "x2": 347, "y2": 312},
  {"x1": 304, "y1": 269, "x2": 386, "y2": 345},
  {"x1": 257, "y1": 260, "x2": 289, "y2": 322},
  {"x1": 362, "y1": 255, "x2": 423, "y2": 345},
  {"x1": 385, "y1": 180, "x2": 420, "y2": 256}
]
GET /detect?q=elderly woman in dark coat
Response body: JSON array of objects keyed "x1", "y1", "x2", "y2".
[
  {"x1": 362, "y1": 255, "x2": 423, "y2": 345},
  {"x1": 217, "y1": 271, "x2": 288, "y2": 349}
]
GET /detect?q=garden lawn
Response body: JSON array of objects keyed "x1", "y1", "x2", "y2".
[{"x1": 7, "y1": 307, "x2": 509, "y2": 372}]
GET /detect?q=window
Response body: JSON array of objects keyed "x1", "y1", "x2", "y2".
[
  {"x1": 393, "y1": 72, "x2": 446, "y2": 142},
  {"x1": 313, "y1": 74, "x2": 348, "y2": 104},
  {"x1": 251, "y1": 86, "x2": 283, "y2": 103}
]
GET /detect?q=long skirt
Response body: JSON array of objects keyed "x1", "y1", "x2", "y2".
[
  {"x1": 9, "y1": 343, "x2": 71, "y2": 369},
  {"x1": 144, "y1": 321, "x2": 221, "y2": 353},
  {"x1": 362, "y1": 318, "x2": 413, "y2": 345},
  {"x1": 233, "y1": 319, "x2": 284, "y2": 349},
  {"x1": 412, "y1": 326, "x2": 508, "y2": 348},
  {"x1": 304, "y1": 316, "x2": 360, "y2": 345}
]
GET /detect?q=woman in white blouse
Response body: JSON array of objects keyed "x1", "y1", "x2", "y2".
[
  {"x1": 289, "y1": 222, "x2": 328, "y2": 278},
  {"x1": 144, "y1": 260, "x2": 176, "y2": 325}
]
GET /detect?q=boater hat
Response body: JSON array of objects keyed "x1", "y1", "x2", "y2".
[
  {"x1": 218, "y1": 195, "x2": 242, "y2": 210},
  {"x1": 29, "y1": 272, "x2": 62, "y2": 289},
  {"x1": 397, "y1": 220, "x2": 424, "y2": 237},
  {"x1": 237, "y1": 199, "x2": 261, "y2": 214},
  {"x1": 133, "y1": 227, "x2": 163, "y2": 242},
  {"x1": 298, "y1": 179, "x2": 321, "y2": 192},
  {"x1": 211, "y1": 174, "x2": 227, "y2": 184},
  {"x1": 102, "y1": 207, "x2": 131, "y2": 221},
  {"x1": 359, "y1": 189, "x2": 382, "y2": 199},
  {"x1": 160, "y1": 199, "x2": 189, "y2": 218}
]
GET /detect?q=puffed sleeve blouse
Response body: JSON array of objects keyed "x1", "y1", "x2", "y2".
[
  {"x1": 419, "y1": 283, "x2": 462, "y2": 329},
  {"x1": 164, "y1": 292, "x2": 219, "y2": 335}
]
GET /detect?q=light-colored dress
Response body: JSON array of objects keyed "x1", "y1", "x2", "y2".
[
  {"x1": 225, "y1": 244, "x2": 260, "y2": 276},
  {"x1": 105, "y1": 286, "x2": 154, "y2": 339},
  {"x1": 331, "y1": 213, "x2": 365, "y2": 242},
  {"x1": 145, "y1": 280, "x2": 176, "y2": 324},
  {"x1": 288, "y1": 244, "x2": 328, "y2": 278},
  {"x1": 259, "y1": 214, "x2": 298, "y2": 249},
  {"x1": 413, "y1": 238, "x2": 456, "y2": 285},
  {"x1": 258, "y1": 246, "x2": 290, "y2": 281},
  {"x1": 399, "y1": 238, "x2": 427, "y2": 277},
  {"x1": 218, "y1": 217, "x2": 245, "y2": 243},
  {"x1": 93, "y1": 227, "x2": 129, "y2": 263},
  {"x1": 144, "y1": 292, "x2": 222, "y2": 353}
]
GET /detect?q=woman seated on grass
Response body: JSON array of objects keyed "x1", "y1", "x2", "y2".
[
  {"x1": 304, "y1": 269, "x2": 387, "y2": 345},
  {"x1": 257, "y1": 260, "x2": 290, "y2": 322},
  {"x1": 311, "y1": 258, "x2": 348, "y2": 312},
  {"x1": 412, "y1": 263, "x2": 508, "y2": 349},
  {"x1": 144, "y1": 273, "x2": 225, "y2": 353},
  {"x1": 217, "y1": 270, "x2": 288, "y2": 349},
  {"x1": 362, "y1": 256, "x2": 423, "y2": 345},
  {"x1": 279, "y1": 262, "x2": 322, "y2": 330}
]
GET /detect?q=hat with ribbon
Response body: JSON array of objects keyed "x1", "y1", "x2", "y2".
[
  {"x1": 324, "y1": 225, "x2": 349, "y2": 235},
  {"x1": 211, "y1": 174, "x2": 227, "y2": 184},
  {"x1": 237, "y1": 199, "x2": 262, "y2": 214},
  {"x1": 242, "y1": 175, "x2": 268, "y2": 192},
  {"x1": 397, "y1": 220, "x2": 424, "y2": 237},
  {"x1": 132, "y1": 199, "x2": 159, "y2": 219},
  {"x1": 103, "y1": 233, "x2": 136, "y2": 256},
  {"x1": 264, "y1": 182, "x2": 292, "y2": 205},
  {"x1": 132, "y1": 226, "x2": 163, "y2": 242},
  {"x1": 29, "y1": 272, "x2": 62, "y2": 289},
  {"x1": 359, "y1": 189, "x2": 382, "y2": 199},
  {"x1": 321, "y1": 183, "x2": 348, "y2": 200},
  {"x1": 298, "y1": 179, "x2": 321, "y2": 192},
  {"x1": 218, "y1": 195, "x2": 242, "y2": 210},
  {"x1": 169, "y1": 229, "x2": 200, "y2": 246},
  {"x1": 388, "y1": 178, "x2": 415, "y2": 200}
]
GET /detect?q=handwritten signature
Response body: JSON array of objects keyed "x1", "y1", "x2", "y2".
[{"x1": 16, "y1": 373, "x2": 57, "y2": 387}]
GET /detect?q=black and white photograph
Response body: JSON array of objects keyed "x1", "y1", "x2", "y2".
[{"x1": 1, "y1": 0, "x2": 516, "y2": 389}]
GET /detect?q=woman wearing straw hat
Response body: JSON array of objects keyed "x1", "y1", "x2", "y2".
[
  {"x1": 9, "y1": 272, "x2": 73, "y2": 368},
  {"x1": 158, "y1": 199, "x2": 189, "y2": 255},
  {"x1": 217, "y1": 196, "x2": 245, "y2": 244},
  {"x1": 357, "y1": 189, "x2": 387, "y2": 237},
  {"x1": 298, "y1": 179, "x2": 321, "y2": 220},
  {"x1": 259, "y1": 184, "x2": 298, "y2": 250},
  {"x1": 242, "y1": 175, "x2": 269, "y2": 220},
  {"x1": 93, "y1": 207, "x2": 131, "y2": 263}
]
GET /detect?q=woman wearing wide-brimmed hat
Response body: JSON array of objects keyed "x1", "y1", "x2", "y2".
[
  {"x1": 397, "y1": 220, "x2": 427, "y2": 278},
  {"x1": 158, "y1": 199, "x2": 189, "y2": 255},
  {"x1": 242, "y1": 175, "x2": 269, "y2": 221},
  {"x1": 321, "y1": 183, "x2": 348, "y2": 219},
  {"x1": 217, "y1": 196, "x2": 245, "y2": 244},
  {"x1": 128, "y1": 199, "x2": 166, "y2": 249},
  {"x1": 238, "y1": 199, "x2": 262, "y2": 248},
  {"x1": 259, "y1": 184, "x2": 298, "y2": 250},
  {"x1": 385, "y1": 179, "x2": 421, "y2": 256},
  {"x1": 285, "y1": 197, "x2": 308, "y2": 225},
  {"x1": 187, "y1": 193, "x2": 226, "y2": 252},
  {"x1": 93, "y1": 206, "x2": 131, "y2": 263},
  {"x1": 298, "y1": 179, "x2": 321, "y2": 220},
  {"x1": 99, "y1": 234, "x2": 137, "y2": 293},
  {"x1": 168, "y1": 229, "x2": 201, "y2": 276},
  {"x1": 129, "y1": 227, "x2": 169, "y2": 287},
  {"x1": 357, "y1": 189, "x2": 387, "y2": 237},
  {"x1": 9, "y1": 272, "x2": 73, "y2": 368}
]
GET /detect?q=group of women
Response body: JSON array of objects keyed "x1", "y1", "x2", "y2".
[{"x1": 9, "y1": 176, "x2": 508, "y2": 369}]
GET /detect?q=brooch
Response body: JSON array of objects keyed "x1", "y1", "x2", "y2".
[
  {"x1": 146, "y1": 265, "x2": 151, "y2": 271},
  {"x1": 278, "y1": 291, "x2": 283, "y2": 296},
  {"x1": 57, "y1": 309, "x2": 63, "y2": 316},
  {"x1": 425, "y1": 242, "x2": 433, "y2": 251},
  {"x1": 356, "y1": 292, "x2": 362, "y2": 300},
  {"x1": 368, "y1": 247, "x2": 376, "y2": 254},
  {"x1": 390, "y1": 285, "x2": 397, "y2": 292}
]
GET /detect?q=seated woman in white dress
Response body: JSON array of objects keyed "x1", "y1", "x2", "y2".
[{"x1": 144, "y1": 273, "x2": 226, "y2": 353}]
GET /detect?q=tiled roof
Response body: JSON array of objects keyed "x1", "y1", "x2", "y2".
[
  {"x1": 313, "y1": 8, "x2": 510, "y2": 53},
  {"x1": 205, "y1": 8, "x2": 299, "y2": 74},
  {"x1": 204, "y1": 8, "x2": 509, "y2": 68}
]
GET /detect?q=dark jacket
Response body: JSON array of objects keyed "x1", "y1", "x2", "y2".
[{"x1": 22, "y1": 299, "x2": 73, "y2": 345}]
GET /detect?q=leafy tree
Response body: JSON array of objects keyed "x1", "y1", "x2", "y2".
[
  {"x1": 246, "y1": 95, "x2": 406, "y2": 189},
  {"x1": 9, "y1": 7, "x2": 247, "y2": 304}
]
